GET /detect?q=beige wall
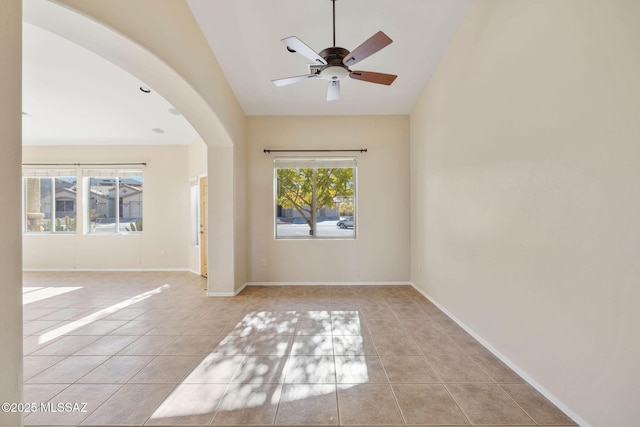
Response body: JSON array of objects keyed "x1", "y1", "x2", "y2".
[
  {"x1": 247, "y1": 116, "x2": 410, "y2": 283},
  {"x1": 0, "y1": 0, "x2": 23, "y2": 424},
  {"x1": 410, "y1": 1, "x2": 640, "y2": 426},
  {"x1": 23, "y1": 145, "x2": 191, "y2": 270}
]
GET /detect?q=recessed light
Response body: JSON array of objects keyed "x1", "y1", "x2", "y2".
[
  {"x1": 139, "y1": 86, "x2": 151, "y2": 93},
  {"x1": 168, "y1": 108, "x2": 181, "y2": 115},
  {"x1": 152, "y1": 128, "x2": 164, "y2": 134}
]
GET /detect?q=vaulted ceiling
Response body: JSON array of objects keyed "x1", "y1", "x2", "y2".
[{"x1": 22, "y1": 0, "x2": 471, "y2": 145}]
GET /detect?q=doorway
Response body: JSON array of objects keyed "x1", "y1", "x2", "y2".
[{"x1": 199, "y1": 176, "x2": 208, "y2": 277}]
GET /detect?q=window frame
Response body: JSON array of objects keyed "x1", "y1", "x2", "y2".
[
  {"x1": 22, "y1": 169, "x2": 78, "y2": 234},
  {"x1": 273, "y1": 157, "x2": 357, "y2": 240},
  {"x1": 84, "y1": 169, "x2": 144, "y2": 235}
]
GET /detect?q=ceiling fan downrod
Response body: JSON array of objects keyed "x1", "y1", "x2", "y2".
[{"x1": 332, "y1": 0, "x2": 336, "y2": 47}]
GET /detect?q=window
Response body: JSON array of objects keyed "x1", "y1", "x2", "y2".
[
  {"x1": 84, "y1": 170, "x2": 143, "y2": 233},
  {"x1": 23, "y1": 169, "x2": 77, "y2": 233},
  {"x1": 275, "y1": 158, "x2": 356, "y2": 239}
]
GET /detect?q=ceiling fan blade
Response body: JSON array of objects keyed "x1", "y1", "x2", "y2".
[
  {"x1": 327, "y1": 80, "x2": 340, "y2": 101},
  {"x1": 272, "y1": 74, "x2": 318, "y2": 87},
  {"x1": 343, "y1": 31, "x2": 393, "y2": 66},
  {"x1": 349, "y1": 71, "x2": 397, "y2": 86},
  {"x1": 281, "y1": 36, "x2": 327, "y2": 65}
]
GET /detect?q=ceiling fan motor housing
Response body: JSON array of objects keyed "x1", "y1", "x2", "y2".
[{"x1": 318, "y1": 47, "x2": 350, "y2": 80}]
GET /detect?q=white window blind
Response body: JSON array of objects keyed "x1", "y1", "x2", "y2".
[
  {"x1": 274, "y1": 157, "x2": 356, "y2": 169},
  {"x1": 23, "y1": 169, "x2": 76, "y2": 177},
  {"x1": 83, "y1": 169, "x2": 143, "y2": 177}
]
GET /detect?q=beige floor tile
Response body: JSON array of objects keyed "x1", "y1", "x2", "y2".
[
  {"x1": 182, "y1": 354, "x2": 244, "y2": 383},
  {"x1": 337, "y1": 383, "x2": 403, "y2": 425},
  {"x1": 296, "y1": 318, "x2": 334, "y2": 336},
  {"x1": 284, "y1": 356, "x2": 336, "y2": 383},
  {"x1": 129, "y1": 355, "x2": 198, "y2": 383},
  {"x1": 23, "y1": 356, "x2": 66, "y2": 381},
  {"x1": 24, "y1": 336, "x2": 62, "y2": 356},
  {"x1": 23, "y1": 384, "x2": 120, "y2": 426},
  {"x1": 448, "y1": 330, "x2": 493, "y2": 356},
  {"x1": 333, "y1": 335, "x2": 378, "y2": 356},
  {"x1": 23, "y1": 320, "x2": 65, "y2": 336},
  {"x1": 108, "y1": 320, "x2": 157, "y2": 336},
  {"x1": 27, "y1": 356, "x2": 109, "y2": 384},
  {"x1": 365, "y1": 317, "x2": 407, "y2": 335},
  {"x1": 211, "y1": 383, "x2": 282, "y2": 425},
  {"x1": 73, "y1": 335, "x2": 138, "y2": 356},
  {"x1": 291, "y1": 335, "x2": 334, "y2": 356},
  {"x1": 335, "y1": 355, "x2": 388, "y2": 383},
  {"x1": 501, "y1": 383, "x2": 577, "y2": 425},
  {"x1": 77, "y1": 355, "x2": 153, "y2": 383},
  {"x1": 254, "y1": 317, "x2": 298, "y2": 335},
  {"x1": 145, "y1": 383, "x2": 226, "y2": 425},
  {"x1": 99, "y1": 308, "x2": 148, "y2": 321},
  {"x1": 426, "y1": 354, "x2": 493, "y2": 383},
  {"x1": 160, "y1": 334, "x2": 219, "y2": 355},
  {"x1": 411, "y1": 329, "x2": 465, "y2": 355},
  {"x1": 392, "y1": 384, "x2": 469, "y2": 425},
  {"x1": 331, "y1": 313, "x2": 368, "y2": 336},
  {"x1": 22, "y1": 274, "x2": 574, "y2": 427},
  {"x1": 145, "y1": 320, "x2": 196, "y2": 336},
  {"x1": 38, "y1": 308, "x2": 93, "y2": 321},
  {"x1": 31, "y1": 336, "x2": 101, "y2": 356},
  {"x1": 472, "y1": 353, "x2": 525, "y2": 383},
  {"x1": 247, "y1": 334, "x2": 293, "y2": 356},
  {"x1": 276, "y1": 384, "x2": 339, "y2": 425},
  {"x1": 371, "y1": 333, "x2": 420, "y2": 356},
  {"x1": 117, "y1": 335, "x2": 178, "y2": 355},
  {"x1": 180, "y1": 320, "x2": 229, "y2": 335},
  {"x1": 232, "y1": 355, "x2": 288, "y2": 384},
  {"x1": 79, "y1": 383, "x2": 174, "y2": 425},
  {"x1": 23, "y1": 308, "x2": 59, "y2": 321},
  {"x1": 70, "y1": 320, "x2": 128, "y2": 335},
  {"x1": 446, "y1": 383, "x2": 535, "y2": 425},
  {"x1": 23, "y1": 383, "x2": 69, "y2": 405},
  {"x1": 380, "y1": 355, "x2": 439, "y2": 383},
  {"x1": 209, "y1": 335, "x2": 253, "y2": 355}
]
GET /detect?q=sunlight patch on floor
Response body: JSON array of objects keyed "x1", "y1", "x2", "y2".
[
  {"x1": 38, "y1": 284, "x2": 170, "y2": 344},
  {"x1": 23, "y1": 286, "x2": 82, "y2": 305}
]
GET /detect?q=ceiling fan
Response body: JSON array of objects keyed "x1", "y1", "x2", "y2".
[{"x1": 272, "y1": 0, "x2": 397, "y2": 101}]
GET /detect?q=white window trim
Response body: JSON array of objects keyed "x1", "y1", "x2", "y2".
[{"x1": 273, "y1": 157, "x2": 357, "y2": 240}]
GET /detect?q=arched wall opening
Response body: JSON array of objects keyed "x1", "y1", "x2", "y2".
[{"x1": 22, "y1": 0, "x2": 247, "y2": 295}]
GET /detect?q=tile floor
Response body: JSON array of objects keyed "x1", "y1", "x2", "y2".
[{"x1": 21, "y1": 271, "x2": 577, "y2": 426}]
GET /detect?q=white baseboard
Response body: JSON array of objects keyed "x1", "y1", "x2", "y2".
[
  {"x1": 409, "y1": 282, "x2": 590, "y2": 427},
  {"x1": 246, "y1": 281, "x2": 412, "y2": 287},
  {"x1": 207, "y1": 282, "x2": 248, "y2": 297}
]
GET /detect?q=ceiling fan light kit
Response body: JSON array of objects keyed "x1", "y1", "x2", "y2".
[{"x1": 272, "y1": 0, "x2": 397, "y2": 101}]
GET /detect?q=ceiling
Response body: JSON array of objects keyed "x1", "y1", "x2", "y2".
[
  {"x1": 188, "y1": 0, "x2": 471, "y2": 116},
  {"x1": 22, "y1": 0, "x2": 470, "y2": 146},
  {"x1": 22, "y1": 21, "x2": 199, "y2": 146}
]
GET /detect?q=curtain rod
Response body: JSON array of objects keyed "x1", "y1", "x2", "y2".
[
  {"x1": 263, "y1": 149, "x2": 367, "y2": 153},
  {"x1": 22, "y1": 162, "x2": 147, "y2": 166}
]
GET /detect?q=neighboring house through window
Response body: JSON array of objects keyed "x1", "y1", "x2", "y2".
[
  {"x1": 84, "y1": 169, "x2": 143, "y2": 233},
  {"x1": 23, "y1": 169, "x2": 77, "y2": 233}
]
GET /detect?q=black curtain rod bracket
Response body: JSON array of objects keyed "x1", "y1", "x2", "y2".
[{"x1": 263, "y1": 149, "x2": 367, "y2": 154}]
